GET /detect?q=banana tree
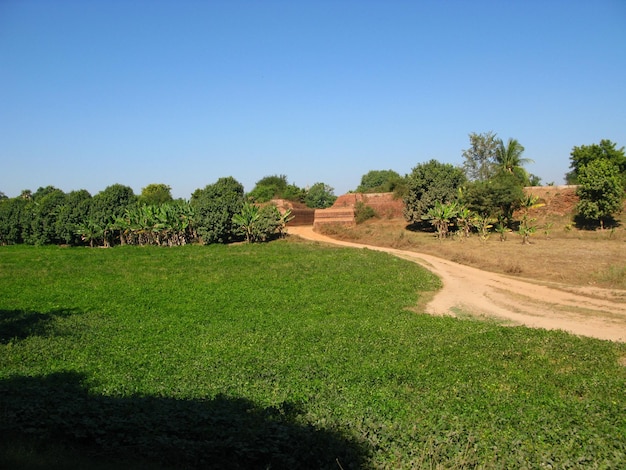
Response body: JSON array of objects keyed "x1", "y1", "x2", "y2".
[
  {"x1": 75, "y1": 219, "x2": 104, "y2": 247},
  {"x1": 518, "y1": 194, "x2": 543, "y2": 245},
  {"x1": 277, "y1": 208, "x2": 293, "y2": 238},
  {"x1": 232, "y1": 202, "x2": 260, "y2": 243},
  {"x1": 455, "y1": 206, "x2": 473, "y2": 239},
  {"x1": 424, "y1": 201, "x2": 458, "y2": 239}
]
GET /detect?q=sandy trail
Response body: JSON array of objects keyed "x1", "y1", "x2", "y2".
[{"x1": 288, "y1": 226, "x2": 626, "y2": 342}]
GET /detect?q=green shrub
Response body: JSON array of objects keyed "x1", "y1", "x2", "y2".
[{"x1": 354, "y1": 201, "x2": 377, "y2": 224}]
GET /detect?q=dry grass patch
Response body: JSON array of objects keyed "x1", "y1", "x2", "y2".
[{"x1": 318, "y1": 216, "x2": 626, "y2": 290}]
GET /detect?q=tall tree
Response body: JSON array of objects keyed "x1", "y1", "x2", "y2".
[
  {"x1": 304, "y1": 182, "x2": 336, "y2": 209},
  {"x1": 55, "y1": 189, "x2": 93, "y2": 245},
  {"x1": 28, "y1": 186, "x2": 67, "y2": 245},
  {"x1": 90, "y1": 184, "x2": 137, "y2": 227},
  {"x1": 566, "y1": 139, "x2": 626, "y2": 185},
  {"x1": 0, "y1": 196, "x2": 29, "y2": 244},
  {"x1": 462, "y1": 131, "x2": 499, "y2": 181},
  {"x1": 495, "y1": 138, "x2": 534, "y2": 184},
  {"x1": 403, "y1": 159, "x2": 466, "y2": 225},
  {"x1": 191, "y1": 177, "x2": 244, "y2": 244},
  {"x1": 139, "y1": 183, "x2": 173, "y2": 205},
  {"x1": 248, "y1": 175, "x2": 305, "y2": 203},
  {"x1": 575, "y1": 159, "x2": 624, "y2": 229},
  {"x1": 461, "y1": 171, "x2": 525, "y2": 226},
  {"x1": 356, "y1": 169, "x2": 404, "y2": 193}
]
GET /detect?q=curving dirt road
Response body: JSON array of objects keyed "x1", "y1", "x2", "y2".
[{"x1": 288, "y1": 226, "x2": 626, "y2": 342}]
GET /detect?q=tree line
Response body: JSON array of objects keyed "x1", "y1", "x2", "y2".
[
  {"x1": 288, "y1": 135, "x2": 626, "y2": 239},
  {"x1": 356, "y1": 135, "x2": 624, "y2": 239},
  {"x1": 0, "y1": 178, "x2": 335, "y2": 247},
  {"x1": 1, "y1": 136, "x2": 623, "y2": 246}
]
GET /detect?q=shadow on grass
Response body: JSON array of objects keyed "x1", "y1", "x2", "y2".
[
  {"x1": 0, "y1": 309, "x2": 80, "y2": 344},
  {"x1": 0, "y1": 372, "x2": 369, "y2": 469}
]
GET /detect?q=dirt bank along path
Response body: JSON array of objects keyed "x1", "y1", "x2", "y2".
[{"x1": 289, "y1": 226, "x2": 626, "y2": 343}]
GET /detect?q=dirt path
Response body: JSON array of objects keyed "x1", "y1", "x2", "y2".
[{"x1": 288, "y1": 226, "x2": 626, "y2": 342}]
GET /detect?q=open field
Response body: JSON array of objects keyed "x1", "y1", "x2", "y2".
[{"x1": 1, "y1": 243, "x2": 626, "y2": 468}]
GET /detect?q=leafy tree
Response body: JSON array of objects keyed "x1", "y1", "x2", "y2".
[
  {"x1": 403, "y1": 159, "x2": 466, "y2": 225},
  {"x1": 247, "y1": 175, "x2": 305, "y2": 203},
  {"x1": 304, "y1": 182, "x2": 337, "y2": 208},
  {"x1": 28, "y1": 186, "x2": 67, "y2": 245},
  {"x1": 495, "y1": 138, "x2": 534, "y2": 184},
  {"x1": 139, "y1": 183, "x2": 173, "y2": 205},
  {"x1": 462, "y1": 131, "x2": 499, "y2": 181},
  {"x1": 461, "y1": 171, "x2": 524, "y2": 226},
  {"x1": 528, "y1": 174, "x2": 542, "y2": 186},
  {"x1": 90, "y1": 184, "x2": 137, "y2": 229},
  {"x1": 356, "y1": 170, "x2": 404, "y2": 194},
  {"x1": 566, "y1": 139, "x2": 626, "y2": 185},
  {"x1": 575, "y1": 159, "x2": 624, "y2": 229},
  {"x1": 54, "y1": 190, "x2": 93, "y2": 245},
  {"x1": 191, "y1": 177, "x2": 244, "y2": 244},
  {"x1": 0, "y1": 196, "x2": 29, "y2": 244},
  {"x1": 0, "y1": 191, "x2": 6, "y2": 200},
  {"x1": 254, "y1": 205, "x2": 291, "y2": 241}
]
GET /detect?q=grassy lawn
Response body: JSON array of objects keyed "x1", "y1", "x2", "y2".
[{"x1": 1, "y1": 241, "x2": 625, "y2": 469}]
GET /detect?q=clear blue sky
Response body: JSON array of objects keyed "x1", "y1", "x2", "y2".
[{"x1": 2, "y1": 0, "x2": 625, "y2": 199}]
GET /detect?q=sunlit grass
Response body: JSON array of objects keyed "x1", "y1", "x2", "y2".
[{"x1": 1, "y1": 243, "x2": 625, "y2": 469}]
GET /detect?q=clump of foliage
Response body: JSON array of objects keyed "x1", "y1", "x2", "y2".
[
  {"x1": 110, "y1": 201, "x2": 196, "y2": 246},
  {"x1": 190, "y1": 177, "x2": 245, "y2": 244},
  {"x1": 138, "y1": 183, "x2": 173, "y2": 206},
  {"x1": 566, "y1": 139, "x2": 626, "y2": 186},
  {"x1": 304, "y1": 182, "x2": 336, "y2": 208},
  {"x1": 232, "y1": 202, "x2": 292, "y2": 242},
  {"x1": 356, "y1": 169, "x2": 406, "y2": 196},
  {"x1": 462, "y1": 171, "x2": 525, "y2": 227},
  {"x1": 463, "y1": 132, "x2": 536, "y2": 186},
  {"x1": 423, "y1": 201, "x2": 458, "y2": 239},
  {"x1": 354, "y1": 201, "x2": 377, "y2": 224},
  {"x1": 403, "y1": 159, "x2": 466, "y2": 225},
  {"x1": 517, "y1": 194, "x2": 542, "y2": 244},
  {"x1": 575, "y1": 159, "x2": 625, "y2": 230},
  {"x1": 247, "y1": 175, "x2": 305, "y2": 203}
]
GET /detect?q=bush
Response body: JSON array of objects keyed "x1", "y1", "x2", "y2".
[
  {"x1": 191, "y1": 177, "x2": 245, "y2": 244},
  {"x1": 354, "y1": 201, "x2": 377, "y2": 224}
]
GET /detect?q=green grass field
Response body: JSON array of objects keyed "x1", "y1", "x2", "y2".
[{"x1": 1, "y1": 241, "x2": 625, "y2": 469}]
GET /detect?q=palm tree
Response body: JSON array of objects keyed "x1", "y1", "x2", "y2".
[{"x1": 495, "y1": 138, "x2": 534, "y2": 182}]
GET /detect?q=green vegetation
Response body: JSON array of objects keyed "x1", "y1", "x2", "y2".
[
  {"x1": 354, "y1": 201, "x2": 377, "y2": 224},
  {"x1": 575, "y1": 159, "x2": 625, "y2": 230},
  {"x1": 138, "y1": 183, "x2": 174, "y2": 206},
  {"x1": 403, "y1": 159, "x2": 467, "y2": 225},
  {"x1": 232, "y1": 202, "x2": 292, "y2": 242},
  {"x1": 247, "y1": 174, "x2": 306, "y2": 203},
  {"x1": 566, "y1": 139, "x2": 626, "y2": 186},
  {"x1": 190, "y1": 176, "x2": 245, "y2": 244},
  {"x1": 356, "y1": 169, "x2": 406, "y2": 196},
  {"x1": 1, "y1": 244, "x2": 625, "y2": 469},
  {"x1": 304, "y1": 182, "x2": 337, "y2": 209}
]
